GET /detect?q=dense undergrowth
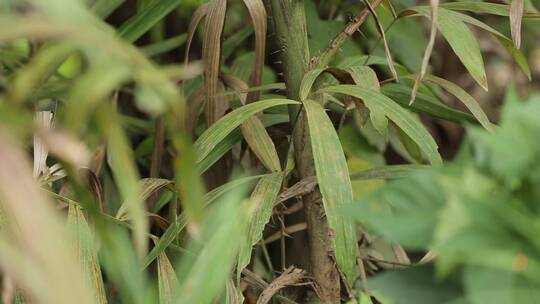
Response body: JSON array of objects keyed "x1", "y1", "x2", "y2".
[{"x1": 0, "y1": 0, "x2": 539, "y2": 303}]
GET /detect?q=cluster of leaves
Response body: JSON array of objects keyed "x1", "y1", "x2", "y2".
[
  {"x1": 0, "y1": 0, "x2": 539, "y2": 303},
  {"x1": 349, "y1": 90, "x2": 540, "y2": 303}
]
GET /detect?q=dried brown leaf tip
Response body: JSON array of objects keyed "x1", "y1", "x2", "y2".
[{"x1": 510, "y1": 0, "x2": 524, "y2": 49}]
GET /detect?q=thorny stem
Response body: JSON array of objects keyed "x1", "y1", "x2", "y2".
[{"x1": 266, "y1": 0, "x2": 342, "y2": 302}]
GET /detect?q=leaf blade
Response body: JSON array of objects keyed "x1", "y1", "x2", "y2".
[{"x1": 303, "y1": 99, "x2": 358, "y2": 286}]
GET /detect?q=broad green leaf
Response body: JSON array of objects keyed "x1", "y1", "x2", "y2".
[
  {"x1": 303, "y1": 99, "x2": 357, "y2": 286},
  {"x1": 241, "y1": 117, "x2": 282, "y2": 172},
  {"x1": 454, "y1": 9, "x2": 532, "y2": 79},
  {"x1": 194, "y1": 99, "x2": 299, "y2": 165},
  {"x1": 346, "y1": 66, "x2": 388, "y2": 136},
  {"x1": 420, "y1": 75, "x2": 493, "y2": 131},
  {"x1": 237, "y1": 172, "x2": 284, "y2": 283},
  {"x1": 300, "y1": 66, "x2": 389, "y2": 135},
  {"x1": 67, "y1": 204, "x2": 107, "y2": 304},
  {"x1": 299, "y1": 68, "x2": 326, "y2": 101},
  {"x1": 320, "y1": 85, "x2": 443, "y2": 165},
  {"x1": 429, "y1": 8, "x2": 488, "y2": 90},
  {"x1": 320, "y1": 85, "x2": 442, "y2": 165},
  {"x1": 157, "y1": 252, "x2": 178, "y2": 304},
  {"x1": 381, "y1": 83, "x2": 477, "y2": 124},
  {"x1": 407, "y1": 7, "x2": 531, "y2": 79},
  {"x1": 117, "y1": 0, "x2": 184, "y2": 42},
  {"x1": 197, "y1": 114, "x2": 289, "y2": 173}
]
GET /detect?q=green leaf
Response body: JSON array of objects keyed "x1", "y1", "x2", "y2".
[
  {"x1": 142, "y1": 175, "x2": 264, "y2": 269},
  {"x1": 426, "y1": 7, "x2": 488, "y2": 90},
  {"x1": 175, "y1": 183, "x2": 250, "y2": 304},
  {"x1": 299, "y1": 68, "x2": 326, "y2": 101},
  {"x1": 194, "y1": 99, "x2": 299, "y2": 165},
  {"x1": 142, "y1": 34, "x2": 187, "y2": 57},
  {"x1": 439, "y1": 2, "x2": 540, "y2": 18},
  {"x1": 237, "y1": 172, "x2": 283, "y2": 283},
  {"x1": 173, "y1": 133, "x2": 206, "y2": 229},
  {"x1": 350, "y1": 164, "x2": 430, "y2": 180},
  {"x1": 421, "y1": 75, "x2": 493, "y2": 131},
  {"x1": 407, "y1": 7, "x2": 531, "y2": 80},
  {"x1": 91, "y1": 0, "x2": 125, "y2": 19},
  {"x1": 197, "y1": 114, "x2": 289, "y2": 173},
  {"x1": 320, "y1": 85, "x2": 442, "y2": 165},
  {"x1": 303, "y1": 99, "x2": 357, "y2": 286},
  {"x1": 368, "y1": 265, "x2": 464, "y2": 304},
  {"x1": 157, "y1": 252, "x2": 178, "y2": 304},
  {"x1": 381, "y1": 83, "x2": 477, "y2": 124},
  {"x1": 454, "y1": 9, "x2": 532, "y2": 80},
  {"x1": 117, "y1": 0, "x2": 184, "y2": 42},
  {"x1": 67, "y1": 203, "x2": 107, "y2": 304},
  {"x1": 241, "y1": 117, "x2": 282, "y2": 172},
  {"x1": 106, "y1": 111, "x2": 148, "y2": 258}
]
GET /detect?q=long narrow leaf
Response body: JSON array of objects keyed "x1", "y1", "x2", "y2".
[
  {"x1": 194, "y1": 99, "x2": 299, "y2": 164},
  {"x1": 303, "y1": 99, "x2": 358, "y2": 286},
  {"x1": 320, "y1": 85, "x2": 442, "y2": 165},
  {"x1": 237, "y1": 172, "x2": 284, "y2": 283}
]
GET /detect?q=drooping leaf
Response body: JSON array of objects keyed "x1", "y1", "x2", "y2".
[
  {"x1": 202, "y1": 0, "x2": 227, "y2": 125},
  {"x1": 419, "y1": 75, "x2": 493, "y2": 131},
  {"x1": 67, "y1": 203, "x2": 107, "y2": 304},
  {"x1": 510, "y1": 0, "x2": 524, "y2": 48},
  {"x1": 303, "y1": 99, "x2": 358, "y2": 286},
  {"x1": 381, "y1": 83, "x2": 477, "y2": 124},
  {"x1": 320, "y1": 85, "x2": 442, "y2": 165},
  {"x1": 242, "y1": 0, "x2": 267, "y2": 103},
  {"x1": 173, "y1": 133, "x2": 206, "y2": 232},
  {"x1": 194, "y1": 99, "x2": 299, "y2": 165},
  {"x1": 106, "y1": 110, "x2": 148, "y2": 258},
  {"x1": 237, "y1": 172, "x2": 283, "y2": 283},
  {"x1": 403, "y1": 7, "x2": 487, "y2": 90},
  {"x1": 157, "y1": 252, "x2": 178, "y2": 304},
  {"x1": 175, "y1": 183, "x2": 250, "y2": 304},
  {"x1": 240, "y1": 117, "x2": 282, "y2": 172},
  {"x1": 405, "y1": 6, "x2": 531, "y2": 79}
]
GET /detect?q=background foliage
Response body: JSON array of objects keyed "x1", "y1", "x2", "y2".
[{"x1": 0, "y1": 0, "x2": 539, "y2": 303}]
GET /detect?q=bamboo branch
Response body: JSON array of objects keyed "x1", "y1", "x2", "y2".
[{"x1": 311, "y1": 0, "x2": 385, "y2": 69}]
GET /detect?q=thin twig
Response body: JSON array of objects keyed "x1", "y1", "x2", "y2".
[{"x1": 311, "y1": 0, "x2": 385, "y2": 69}]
